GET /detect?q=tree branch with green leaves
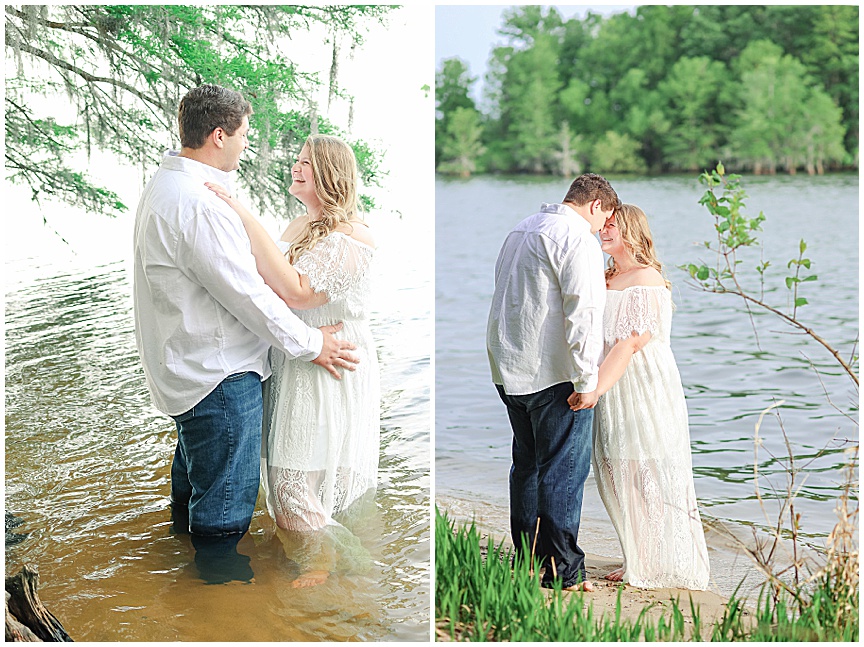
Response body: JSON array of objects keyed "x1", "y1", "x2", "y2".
[
  {"x1": 683, "y1": 165, "x2": 858, "y2": 635},
  {"x1": 682, "y1": 162, "x2": 858, "y2": 386},
  {"x1": 5, "y1": 4, "x2": 393, "y2": 220}
]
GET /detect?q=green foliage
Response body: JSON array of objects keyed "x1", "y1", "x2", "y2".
[
  {"x1": 551, "y1": 121, "x2": 585, "y2": 177},
  {"x1": 6, "y1": 4, "x2": 393, "y2": 218},
  {"x1": 657, "y1": 56, "x2": 731, "y2": 171},
  {"x1": 436, "y1": 508, "x2": 859, "y2": 641},
  {"x1": 497, "y1": 4, "x2": 565, "y2": 50},
  {"x1": 708, "y1": 573, "x2": 860, "y2": 641},
  {"x1": 785, "y1": 239, "x2": 817, "y2": 316},
  {"x1": 489, "y1": 12, "x2": 564, "y2": 174},
  {"x1": 681, "y1": 166, "x2": 859, "y2": 643},
  {"x1": 590, "y1": 131, "x2": 646, "y2": 174},
  {"x1": 437, "y1": 107, "x2": 485, "y2": 177},
  {"x1": 731, "y1": 40, "x2": 847, "y2": 174},
  {"x1": 697, "y1": 163, "x2": 766, "y2": 253},
  {"x1": 678, "y1": 6, "x2": 769, "y2": 62},
  {"x1": 683, "y1": 163, "x2": 858, "y2": 385},
  {"x1": 435, "y1": 57, "x2": 479, "y2": 167},
  {"x1": 436, "y1": 5, "x2": 858, "y2": 176},
  {"x1": 5, "y1": 80, "x2": 128, "y2": 215},
  {"x1": 435, "y1": 507, "x2": 692, "y2": 641}
]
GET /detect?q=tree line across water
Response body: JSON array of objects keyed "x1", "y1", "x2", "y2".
[{"x1": 436, "y1": 5, "x2": 859, "y2": 177}]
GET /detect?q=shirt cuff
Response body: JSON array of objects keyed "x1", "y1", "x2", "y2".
[
  {"x1": 572, "y1": 375, "x2": 598, "y2": 393},
  {"x1": 301, "y1": 327, "x2": 324, "y2": 362}
]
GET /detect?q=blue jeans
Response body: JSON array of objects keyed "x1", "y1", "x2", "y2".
[
  {"x1": 170, "y1": 372, "x2": 263, "y2": 538},
  {"x1": 497, "y1": 382, "x2": 593, "y2": 588}
]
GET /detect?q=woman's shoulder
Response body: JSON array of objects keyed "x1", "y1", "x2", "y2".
[
  {"x1": 631, "y1": 266, "x2": 666, "y2": 288},
  {"x1": 334, "y1": 219, "x2": 376, "y2": 249},
  {"x1": 609, "y1": 266, "x2": 666, "y2": 290},
  {"x1": 280, "y1": 214, "x2": 310, "y2": 242}
]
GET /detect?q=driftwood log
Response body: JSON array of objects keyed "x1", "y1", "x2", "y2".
[{"x1": 5, "y1": 565, "x2": 72, "y2": 642}]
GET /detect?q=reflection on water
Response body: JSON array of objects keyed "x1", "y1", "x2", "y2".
[
  {"x1": 436, "y1": 173, "x2": 858, "y2": 548},
  {"x1": 5, "y1": 215, "x2": 431, "y2": 641}
]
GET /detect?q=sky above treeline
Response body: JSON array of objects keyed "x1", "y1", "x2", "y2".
[{"x1": 435, "y1": 4, "x2": 634, "y2": 99}]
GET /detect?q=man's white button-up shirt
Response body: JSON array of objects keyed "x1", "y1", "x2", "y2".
[
  {"x1": 133, "y1": 151, "x2": 323, "y2": 416},
  {"x1": 487, "y1": 202, "x2": 606, "y2": 396}
]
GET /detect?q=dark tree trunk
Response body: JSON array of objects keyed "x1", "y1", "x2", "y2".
[
  {"x1": 5, "y1": 565, "x2": 72, "y2": 642},
  {"x1": 5, "y1": 595, "x2": 41, "y2": 643}
]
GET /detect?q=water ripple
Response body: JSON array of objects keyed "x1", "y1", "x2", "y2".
[
  {"x1": 436, "y1": 174, "x2": 858, "y2": 540},
  {"x1": 6, "y1": 220, "x2": 431, "y2": 641}
]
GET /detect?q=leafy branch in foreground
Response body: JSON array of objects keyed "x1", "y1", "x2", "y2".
[
  {"x1": 682, "y1": 162, "x2": 858, "y2": 386},
  {"x1": 679, "y1": 163, "x2": 858, "y2": 640},
  {"x1": 5, "y1": 4, "x2": 393, "y2": 219}
]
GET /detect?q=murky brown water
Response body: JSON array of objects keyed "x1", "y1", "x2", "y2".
[{"x1": 5, "y1": 215, "x2": 431, "y2": 641}]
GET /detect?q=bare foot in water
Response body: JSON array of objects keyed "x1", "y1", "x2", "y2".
[
  {"x1": 291, "y1": 569, "x2": 329, "y2": 588},
  {"x1": 564, "y1": 580, "x2": 595, "y2": 592},
  {"x1": 604, "y1": 567, "x2": 625, "y2": 582}
]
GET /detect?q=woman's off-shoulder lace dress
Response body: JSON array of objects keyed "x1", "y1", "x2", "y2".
[
  {"x1": 593, "y1": 286, "x2": 710, "y2": 590},
  {"x1": 261, "y1": 232, "x2": 380, "y2": 532}
]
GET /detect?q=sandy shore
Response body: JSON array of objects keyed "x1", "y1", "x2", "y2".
[{"x1": 437, "y1": 493, "x2": 768, "y2": 633}]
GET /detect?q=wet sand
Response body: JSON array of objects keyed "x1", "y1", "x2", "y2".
[{"x1": 438, "y1": 493, "x2": 769, "y2": 633}]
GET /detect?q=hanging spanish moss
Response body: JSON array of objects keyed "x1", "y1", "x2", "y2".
[{"x1": 5, "y1": 5, "x2": 392, "y2": 220}]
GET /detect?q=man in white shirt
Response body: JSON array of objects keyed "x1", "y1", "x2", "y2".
[
  {"x1": 133, "y1": 85, "x2": 358, "y2": 565},
  {"x1": 487, "y1": 173, "x2": 619, "y2": 592}
]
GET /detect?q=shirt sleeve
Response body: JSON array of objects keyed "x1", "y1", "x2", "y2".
[
  {"x1": 178, "y1": 202, "x2": 323, "y2": 361},
  {"x1": 558, "y1": 237, "x2": 606, "y2": 393}
]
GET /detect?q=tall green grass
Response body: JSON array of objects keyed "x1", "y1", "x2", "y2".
[
  {"x1": 435, "y1": 508, "x2": 692, "y2": 641},
  {"x1": 435, "y1": 508, "x2": 859, "y2": 642}
]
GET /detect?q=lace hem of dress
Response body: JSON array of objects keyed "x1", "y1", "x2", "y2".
[
  {"x1": 267, "y1": 465, "x2": 376, "y2": 532},
  {"x1": 595, "y1": 456, "x2": 709, "y2": 590}
]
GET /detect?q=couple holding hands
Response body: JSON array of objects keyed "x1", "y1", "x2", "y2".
[{"x1": 487, "y1": 173, "x2": 711, "y2": 592}]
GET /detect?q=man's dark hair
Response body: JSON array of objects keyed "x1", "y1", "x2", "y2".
[
  {"x1": 563, "y1": 173, "x2": 620, "y2": 212},
  {"x1": 178, "y1": 84, "x2": 253, "y2": 149}
]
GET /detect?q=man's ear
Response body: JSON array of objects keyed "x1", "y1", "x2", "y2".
[{"x1": 210, "y1": 127, "x2": 226, "y2": 150}]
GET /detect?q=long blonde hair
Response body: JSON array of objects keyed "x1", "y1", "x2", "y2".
[
  {"x1": 287, "y1": 134, "x2": 359, "y2": 263},
  {"x1": 605, "y1": 203, "x2": 670, "y2": 289}
]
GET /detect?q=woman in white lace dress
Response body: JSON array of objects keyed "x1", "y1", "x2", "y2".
[
  {"x1": 571, "y1": 204, "x2": 709, "y2": 590},
  {"x1": 207, "y1": 134, "x2": 379, "y2": 586}
]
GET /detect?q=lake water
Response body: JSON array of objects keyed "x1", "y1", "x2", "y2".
[
  {"x1": 436, "y1": 173, "x2": 858, "y2": 558},
  {"x1": 4, "y1": 208, "x2": 431, "y2": 641}
]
